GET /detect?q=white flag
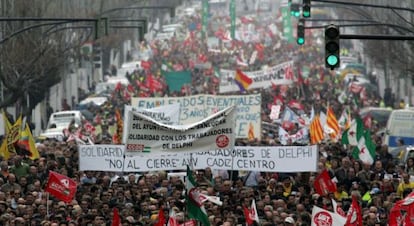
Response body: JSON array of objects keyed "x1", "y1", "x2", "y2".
[
  {"x1": 331, "y1": 199, "x2": 346, "y2": 217},
  {"x1": 251, "y1": 199, "x2": 260, "y2": 223},
  {"x1": 311, "y1": 205, "x2": 346, "y2": 226},
  {"x1": 199, "y1": 193, "x2": 223, "y2": 206}
]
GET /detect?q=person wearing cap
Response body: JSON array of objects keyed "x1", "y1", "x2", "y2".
[{"x1": 284, "y1": 216, "x2": 295, "y2": 225}]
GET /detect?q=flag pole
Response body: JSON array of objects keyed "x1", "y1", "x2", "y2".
[
  {"x1": 121, "y1": 153, "x2": 126, "y2": 174},
  {"x1": 46, "y1": 192, "x2": 50, "y2": 218}
]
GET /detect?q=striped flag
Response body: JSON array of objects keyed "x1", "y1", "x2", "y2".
[
  {"x1": 234, "y1": 69, "x2": 253, "y2": 92},
  {"x1": 310, "y1": 115, "x2": 324, "y2": 144},
  {"x1": 17, "y1": 123, "x2": 40, "y2": 160},
  {"x1": 326, "y1": 107, "x2": 340, "y2": 140}
]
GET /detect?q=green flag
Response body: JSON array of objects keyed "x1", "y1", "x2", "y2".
[
  {"x1": 342, "y1": 117, "x2": 363, "y2": 146},
  {"x1": 352, "y1": 130, "x2": 376, "y2": 165},
  {"x1": 214, "y1": 67, "x2": 221, "y2": 78},
  {"x1": 162, "y1": 70, "x2": 192, "y2": 92},
  {"x1": 186, "y1": 166, "x2": 210, "y2": 226}
]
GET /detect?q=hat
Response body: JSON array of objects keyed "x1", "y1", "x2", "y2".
[
  {"x1": 285, "y1": 216, "x2": 295, "y2": 224},
  {"x1": 370, "y1": 187, "x2": 381, "y2": 195},
  {"x1": 312, "y1": 193, "x2": 321, "y2": 200},
  {"x1": 126, "y1": 216, "x2": 136, "y2": 223},
  {"x1": 0, "y1": 201, "x2": 7, "y2": 208}
]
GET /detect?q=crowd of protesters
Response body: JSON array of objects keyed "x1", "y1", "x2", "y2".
[{"x1": 0, "y1": 3, "x2": 409, "y2": 226}]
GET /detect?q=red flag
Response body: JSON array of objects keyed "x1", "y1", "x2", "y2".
[
  {"x1": 240, "y1": 16, "x2": 254, "y2": 24},
  {"x1": 402, "y1": 192, "x2": 414, "y2": 225},
  {"x1": 313, "y1": 169, "x2": 337, "y2": 196},
  {"x1": 389, "y1": 192, "x2": 414, "y2": 225},
  {"x1": 141, "y1": 60, "x2": 151, "y2": 70},
  {"x1": 243, "y1": 199, "x2": 259, "y2": 224},
  {"x1": 345, "y1": 196, "x2": 363, "y2": 226},
  {"x1": 111, "y1": 208, "x2": 121, "y2": 226},
  {"x1": 388, "y1": 200, "x2": 404, "y2": 226},
  {"x1": 168, "y1": 209, "x2": 179, "y2": 226},
  {"x1": 282, "y1": 121, "x2": 295, "y2": 132},
  {"x1": 155, "y1": 208, "x2": 166, "y2": 226},
  {"x1": 146, "y1": 75, "x2": 164, "y2": 92},
  {"x1": 180, "y1": 220, "x2": 197, "y2": 226},
  {"x1": 45, "y1": 171, "x2": 77, "y2": 203},
  {"x1": 288, "y1": 100, "x2": 305, "y2": 111},
  {"x1": 83, "y1": 121, "x2": 96, "y2": 134},
  {"x1": 243, "y1": 206, "x2": 254, "y2": 225},
  {"x1": 114, "y1": 82, "x2": 122, "y2": 92},
  {"x1": 349, "y1": 82, "x2": 364, "y2": 93},
  {"x1": 255, "y1": 43, "x2": 265, "y2": 53},
  {"x1": 273, "y1": 95, "x2": 284, "y2": 105},
  {"x1": 285, "y1": 66, "x2": 294, "y2": 80},
  {"x1": 198, "y1": 54, "x2": 208, "y2": 63}
]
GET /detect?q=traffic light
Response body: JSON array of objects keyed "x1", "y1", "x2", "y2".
[
  {"x1": 297, "y1": 19, "x2": 305, "y2": 45},
  {"x1": 94, "y1": 17, "x2": 109, "y2": 40},
  {"x1": 92, "y1": 42, "x2": 102, "y2": 69},
  {"x1": 302, "y1": 0, "x2": 311, "y2": 17},
  {"x1": 138, "y1": 27, "x2": 144, "y2": 42},
  {"x1": 290, "y1": 3, "x2": 300, "y2": 17},
  {"x1": 325, "y1": 24, "x2": 340, "y2": 70}
]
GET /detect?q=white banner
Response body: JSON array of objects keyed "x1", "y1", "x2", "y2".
[
  {"x1": 122, "y1": 104, "x2": 181, "y2": 143},
  {"x1": 125, "y1": 106, "x2": 236, "y2": 154},
  {"x1": 79, "y1": 145, "x2": 318, "y2": 172},
  {"x1": 131, "y1": 94, "x2": 261, "y2": 138},
  {"x1": 219, "y1": 61, "x2": 294, "y2": 93}
]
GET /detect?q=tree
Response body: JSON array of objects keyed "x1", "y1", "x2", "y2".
[
  {"x1": 0, "y1": 0, "x2": 180, "y2": 120},
  {"x1": 0, "y1": 0, "x2": 92, "y2": 118}
]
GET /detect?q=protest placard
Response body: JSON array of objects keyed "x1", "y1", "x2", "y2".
[
  {"x1": 125, "y1": 106, "x2": 236, "y2": 154},
  {"x1": 131, "y1": 94, "x2": 261, "y2": 138},
  {"x1": 79, "y1": 145, "x2": 318, "y2": 172},
  {"x1": 122, "y1": 104, "x2": 181, "y2": 143},
  {"x1": 219, "y1": 61, "x2": 294, "y2": 93}
]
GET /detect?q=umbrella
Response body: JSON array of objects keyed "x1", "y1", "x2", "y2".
[{"x1": 80, "y1": 110, "x2": 94, "y2": 122}]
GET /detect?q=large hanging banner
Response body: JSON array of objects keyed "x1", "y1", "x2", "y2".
[
  {"x1": 79, "y1": 145, "x2": 318, "y2": 172},
  {"x1": 218, "y1": 61, "x2": 294, "y2": 93},
  {"x1": 131, "y1": 94, "x2": 261, "y2": 138},
  {"x1": 125, "y1": 106, "x2": 236, "y2": 154},
  {"x1": 122, "y1": 104, "x2": 181, "y2": 143}
]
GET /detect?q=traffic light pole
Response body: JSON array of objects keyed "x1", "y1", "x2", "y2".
[
  {"x1": 305, "y1": 22, "x2": 414, "y2": 34},
  {"x1": 0, "y1": 18, "x2": 98, "y2": 45},
  {"x1": 340, "y1": 34, "x2": 414, "y2": 41},
  {"x1": 312, "y1": 0, "x2": 414, "y2": 14}
]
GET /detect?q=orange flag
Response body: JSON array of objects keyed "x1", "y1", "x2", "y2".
[
  {"x1": 310, "y1": 115, "x2": 324, "y2": 144},
  {"x1": 327, "y1": 106, "x2": 340, "y2": 140}
]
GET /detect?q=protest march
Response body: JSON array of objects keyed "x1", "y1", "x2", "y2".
[{"x1": 0, "y1": 0, "x2": 412, "y2": 225}]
